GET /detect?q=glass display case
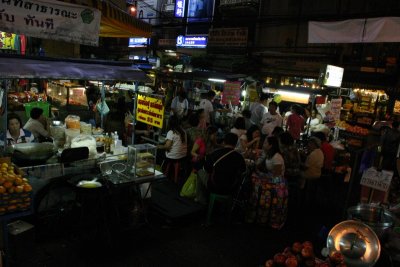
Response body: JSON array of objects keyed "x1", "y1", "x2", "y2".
[
  {"x1": 47, "y1": 81, "x2": 87, "y2": 108},
  {"x1": 127, "y1": 143, "x2": 157, "y2": 177}
]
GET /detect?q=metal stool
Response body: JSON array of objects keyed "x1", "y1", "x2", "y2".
[{"x1": 206, "y1": 193, "x2": 232, "y2": 226}]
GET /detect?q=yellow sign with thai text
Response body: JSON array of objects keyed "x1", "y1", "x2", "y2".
[{"x1": 136, "y1": 94, "x2": 165, "y2": 129}]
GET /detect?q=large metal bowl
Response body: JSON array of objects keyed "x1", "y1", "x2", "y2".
[
  {"x1": 11, "y1": 142, "x2": 56, "y2": 161},
  {"x1": 348, "y1": 203, "x2": 395, "y2": 237},
  {"x1": 327, "y1": 220, "x2": 381, "y2": 267}
]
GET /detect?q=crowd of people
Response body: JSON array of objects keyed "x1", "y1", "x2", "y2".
[{"x1": 157, "y1": 91, "x2": 337, "y2": 229}]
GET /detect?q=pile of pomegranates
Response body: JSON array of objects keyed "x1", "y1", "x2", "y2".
[{"x1": 264, "y1": 241, "x2": 346, "y2": 267}]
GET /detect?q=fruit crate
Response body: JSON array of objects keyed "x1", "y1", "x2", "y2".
[{"x1": 0, "y1": 192, "x2": 32, "y2": 215}]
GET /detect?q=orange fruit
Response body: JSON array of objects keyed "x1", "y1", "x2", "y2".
[
  {"x1": 0, "y1": 186, "x2": 5, "y2": 194},
  {"x1": 3, "y1": 181, "x2": 12, "y2": 189},
  {"x1": 7, "y1": 205, "x2": 17, "y2": 211},
  {"x1": 0, "y1": 177, "x2": 5, "y2": 185},
  {"x1": 7, "y1": 187, "x2": 14, "y2": 194},
  {"x1": 23, "y1": 184, "x2": 32, "y2": 192},
  {"x1": 14, "y1": 178, "x2": 23, "y2": 186},
  {"x1": 14, "y1": 186, "x2": 23, "y2": 193}
]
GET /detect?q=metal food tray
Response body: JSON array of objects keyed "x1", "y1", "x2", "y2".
[{"x1": 104, "y1": 164, "x2": 163, "y2": 185}]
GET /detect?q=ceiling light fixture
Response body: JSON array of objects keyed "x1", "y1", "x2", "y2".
[{"x1": 208, "y1": 78, "x2": 226, "y2": 83}]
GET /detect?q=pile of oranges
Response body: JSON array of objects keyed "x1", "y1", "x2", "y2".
[{"x1": 0, "y1": 162, "x2": 32, "y2": 214}]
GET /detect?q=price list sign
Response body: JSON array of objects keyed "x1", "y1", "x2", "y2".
[
  {"x1": 136, "y1": 94, "x2": 165, "y2": 129},
  {"x1": 360, "y1": 167, "x2": 393, "y2": 192},
  {"x1": 221, "y1": 81, "x2": 241, "y2": 105}
]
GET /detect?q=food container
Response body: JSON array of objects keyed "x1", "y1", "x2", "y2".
[
  {"x1": 65, "y1": 115, "x2": 80, "y2": 129},
  {"x1": 50, "y1": 121, "x2": 65, "y2": 150},
  {"x1": 347, "y1": 203, "x2": 395, "y2": 238},
  {"x1": 80, "y1": 122, "x2": 92, "y2": 135},
  {"x1": 127, "y1": 143, "x2": 156, "y2": 177},
  {"x1": 65, "y1": 128, "x2": 80, "y2": 148}
]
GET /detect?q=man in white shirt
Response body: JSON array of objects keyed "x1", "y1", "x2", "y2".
[
  {"x1": 260, "y1": 101, "x2": 282, "y2": 136},
  {"x1": 198, "y1": 90, "x2": 215, "y2": 125},
  {"x1": 23, "y1": 107, "x2": 50, "y2": 141},
  {"x1": 171, "y1": 91, "x2": 188, "y2": 119},
  {"x1": 250, "y1": 93, "x2": 268, "y2": 128}
]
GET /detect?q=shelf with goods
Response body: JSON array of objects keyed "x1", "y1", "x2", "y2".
[
  {"x1": 336, "y1": 120, "x2": 370, "y2": 148},
  {"x1": 7, "y1": 80, "x2": 48, "y2": 119},
  {"x1": 46, "y1": 81, "x2": 89, "y2": 110}
]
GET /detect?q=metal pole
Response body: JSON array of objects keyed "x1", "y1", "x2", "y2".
[
  {"x1": 2, "y1": 80, "x2": 8, "y2": 154},
  {"x1": 342, "y1": 150, "x2": 362, "y2": 219},
  {"x1": 100, "y1": 82, "x2": 105, "y2": 129},
  {"x1": 131, "y1": 82, "x2": 138, "y2": 145}
]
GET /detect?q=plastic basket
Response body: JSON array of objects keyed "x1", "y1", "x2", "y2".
[{"x1": 23, "y1": 101, "x2": 50, "y2": 119}]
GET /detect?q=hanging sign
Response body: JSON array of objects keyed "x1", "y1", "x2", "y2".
[
  {"x1": 221, "y1": 81, "x2": 241, "y2": 105},
  {"x1": 0, "y1": 0, "x2": 101, "y2": 46},
  {"x1": 136, "y1": 94, "x2": 165, "y2": 129},
  {"x1": 360, "y1": 167, "x2": 393, "y2": 192},
  {"x1": 330, "y1": 98, "x2": 342, "y2": 121}
]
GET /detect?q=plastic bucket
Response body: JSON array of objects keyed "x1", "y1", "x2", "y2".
[{"x1": 24, "y1": 102, "x2": 50, "y2": 119}]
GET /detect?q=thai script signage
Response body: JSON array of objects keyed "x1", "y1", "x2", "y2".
[
  {"x1": 128, "y1": 37, "x2": 148, "y2": 47},
  {"x1": 221, "y1": 81, "x2": 241, "y2": 105},
  {"x1": 361, "y1": 167, "x2": 393, "y2": 192},
  {"x1": 136, "y1": 94, "x2": 165, "y2": 129},
  {"x1": 176, "y1": 35, "x2": 207, "y2": 48},
  {"x1": 0, "y1": 0, "x2": 101, "y2": 46},
  {"x1": 175, "y1": 0, "x2": 185, "y2": 18},
  {"x1": 208, "y1": 27, "x2": 248, "y2": 47}
]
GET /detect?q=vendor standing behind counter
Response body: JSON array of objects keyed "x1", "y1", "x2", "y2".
[
  {"x1": 0, "y1": 113, "x2": 34, "y2": 146},
  {"x1": 23, "y1": 107, "x2": 51, "y2": 142}
]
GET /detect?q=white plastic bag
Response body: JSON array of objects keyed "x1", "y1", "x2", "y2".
[{"x1": 71, "y1": 134, "x2": 97, "y2": 158}]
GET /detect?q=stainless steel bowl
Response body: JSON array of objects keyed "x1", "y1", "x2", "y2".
[
  {"x1": 327, "y1": 220, "x2": 381, "y2": 267},
  {"x1": 348, "y1": 203, "x2": 395, "y2": 237},
  {"x1": 11, "y1": 142, "x2": 56, "y2": 161}
]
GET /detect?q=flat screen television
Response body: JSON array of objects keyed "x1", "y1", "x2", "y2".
[{"x1": 318, "y1": 64, "x2": 344, "y2": 88}]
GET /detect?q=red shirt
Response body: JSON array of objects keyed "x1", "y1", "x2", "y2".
[
  {"x1": 287, "y1": 113, "x2": 304, "y2": 140},
  {"x1": 320, "y1": 141, "x2": 335, "y2": 170}
]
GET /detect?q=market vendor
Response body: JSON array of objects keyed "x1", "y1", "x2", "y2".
[
  {"x1": 0, "y1": 113, "x2": 34, "y2": 145},
  {"x1": 23, "y1": 107, "x2": 51, "y2": 142}
]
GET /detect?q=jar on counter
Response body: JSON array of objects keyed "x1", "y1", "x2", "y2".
[{"x1": 65, "y1": 115, "x2": 80, "y2": 129}]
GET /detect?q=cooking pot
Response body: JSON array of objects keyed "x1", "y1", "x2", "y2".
[
  {"x1": 11, "y1": 142, "x2": 56, "y2": 161},
  {"x1": 347, "y1": 203, "x2": 395, "y2": 237}
]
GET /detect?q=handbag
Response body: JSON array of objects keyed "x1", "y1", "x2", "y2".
[
  {"x1": 96, "y1": 100, "x2": 110, "y2": 115},
  {"x1": 180, "y1": 171, "x2": 197, "y2": 198}
]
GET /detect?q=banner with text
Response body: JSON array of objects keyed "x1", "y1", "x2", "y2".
[
  {"x1": 221, "y1": 81, "x2": 241, "y2": 105},
  {"x1": 0, "y1": 0, "x2": 101, "y2": 46},
  {"x1": 208, "y1": 27, "x2": 248, "y2": 47},
  {"x1": 136, "y1": 94, "x2": 165, "y2": 129},
  {"x1": 360, "y1": 167, "x2": 393, "y2": 192}
]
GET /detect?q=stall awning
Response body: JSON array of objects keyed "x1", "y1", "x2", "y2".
[
  {"x1": 61, "y1": 0, "x2": 152, "y2": 38},
  {"x1": 0, "y1": 56, "x2": 151, "y2": 81}
]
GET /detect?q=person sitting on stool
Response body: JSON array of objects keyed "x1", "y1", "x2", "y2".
[{"x1": 196, "y1": 133, "x2": 246, "y2": 204}]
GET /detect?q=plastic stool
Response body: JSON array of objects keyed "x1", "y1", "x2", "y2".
[{"x1": 206, "y1": 193, "x2": 232, "y2": 226}]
